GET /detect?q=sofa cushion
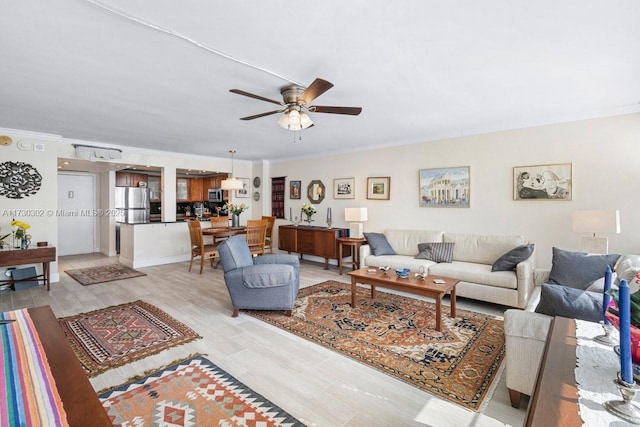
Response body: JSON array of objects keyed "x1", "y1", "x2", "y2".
[
  {"x1": 492, "y1": 243, "x2": 535, "y2": 272},
  {"x1": 383, "y1": 229, "x2": 444, "y2": 256},
  {"x1": 363, "y1": 254, "x2": 438, "y2": 271},
  {"x1": 428, "y1": 261, "x2": 518, "y2": 290},
  {"x1": 548, "y1": 247, "x2": 621, "y2": 290},
  {"x1": 364, "y1": 232, "x2": 396, "y2": 256},
  {"x1": 443, "y1": 233, "x2": 526, "y2": 265},
  {"x1": 534, "y1": 283, "x2": 602, "y2": 322},
  {"x1": 415, "y1": 242, "x2": 454, "y2": 263}
]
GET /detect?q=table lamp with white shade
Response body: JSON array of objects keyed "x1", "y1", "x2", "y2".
[
  {"x1": 345, "y1": 207, "x2": 368, "y2": 239},
  {"x1": 572, "y1": 210, "x2": 620, "y2": 254}
]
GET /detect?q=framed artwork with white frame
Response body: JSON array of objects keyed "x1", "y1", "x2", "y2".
[
  {"x1": 513, "y1": 163, "x2": 572, "y2": 201},
  {"x1": 235, "y1": 178, "x2": 250, "y2": 198},
  {"x1": 333, "y1": 177, "x2": 355, "y2": 199},
  {"x1": 419, "y1": 166, "x2": 470, "y2": 207},
  {"x1": 367, "y1": 177, "x2": 390, "y2": 200}
]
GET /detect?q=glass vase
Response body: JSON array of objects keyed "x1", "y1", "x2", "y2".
[{"x1": 305, "y1": 215, "x2": 314, "y2": 226}]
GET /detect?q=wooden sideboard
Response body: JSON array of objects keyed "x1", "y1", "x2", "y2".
[
  {"x1": 0, "y1": 246, "x2": 56, "y2": 290},
  {"x1": 279, "y1": 225, "x2": 350, "y2": 269},
  {"x1": 525, "y1": 316, "x2": 582, "y2": 426}
]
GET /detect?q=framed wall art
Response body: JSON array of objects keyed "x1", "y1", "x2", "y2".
[
  {"x1": 419, "y1": 166, "x2": 470, "y2": 207},
  {"x1": 289, "y1": 180, "x2": 301, "y2": 199},
  {"x1": 235, "y1": 178, "x2": 250, "y2": 198},
  {"x1": 333, "y1": 177, "x2": 355, "y2": 199},
  {"x1": 367, "y1": 177, "x2": 390, "y2": 200},
  {"x1": 513, "y1": 163, "x2": 572, "y2": 201}
]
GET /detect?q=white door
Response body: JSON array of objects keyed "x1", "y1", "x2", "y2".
[{"x1": 57, "y1": 173, "x2": 96, "y2": 255}]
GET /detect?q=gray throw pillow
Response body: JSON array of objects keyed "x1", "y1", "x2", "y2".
[
  {"x1": 415, "y1": 242, "x2": 454, "y2": 263},
  {"x1": 535, "y1": 283, "x2": 602, "y2": 323},
  {"x1": 491, "y1": 243, "x2": 535, "y2": 272},
  {"x1": 364, "y1": 233, "x2": 396, "y2": 256},
  {"x1": 548, "y1": 247, "x2": 621, "y2": 290}
]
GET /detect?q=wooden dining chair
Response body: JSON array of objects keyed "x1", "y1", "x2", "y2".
[
  {"x1": 245, "y1": 219, "x2": 267, "y2": 256},
  {"x1": 187, "y1": 219, "x2": 219, "y2": 274},
  {"x1": 261, "y1": 215, "x2": 276, "y2": 253},
  {"x1": 209, "y1": 216, "x2": 230, "y2": 243}
]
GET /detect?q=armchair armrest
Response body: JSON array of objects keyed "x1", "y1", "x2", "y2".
[{"x1": 360, "y1": 244, "x2": 372, "y2": 261}]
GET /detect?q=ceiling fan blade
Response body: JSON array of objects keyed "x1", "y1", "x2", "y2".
[
  {"x1": 309, "y1": 106, "x2": 362, "y2": 115},
  {"x1": 230, "y1": 89, "x2": 283, "y2": 106},
  {"x1": 298, "y1": 78, "x2": 334, "y2": 105},
  {"x1": 239, "y1": 110, "x2": 283, "y2": 120}
]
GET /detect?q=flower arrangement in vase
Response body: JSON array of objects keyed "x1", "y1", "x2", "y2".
[
  {"x1": 11, "y1": 219, "x2": 31, "y2": 249},
  {"x1": 224, "y1": 203, "x2": 248, "y2": 227},
  {"x1": 302, "y1": 204, "x2": 316, "y2": 226}
]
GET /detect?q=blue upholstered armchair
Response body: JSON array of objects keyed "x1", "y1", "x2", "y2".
[{"x1": 218, "y1": 235, "x2": 300, "y2": 317}]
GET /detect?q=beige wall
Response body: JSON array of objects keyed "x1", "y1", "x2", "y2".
[
  {"x1": 0, "y1": 134, "x2": 60, "y2": 279},
  {"x1": 268, "y1": 113, "x2": 640, "y2": 267},
  {"x1": 1, "y1": 113, "x2": 638, "y2": 283}
]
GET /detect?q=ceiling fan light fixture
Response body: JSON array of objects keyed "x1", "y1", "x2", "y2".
[
  {"x1": 288, "y1": 109, "x2": 301, "y2": 126},
  {"x1": 299, "y1": 111, "x2": 313, "y2": 129}
]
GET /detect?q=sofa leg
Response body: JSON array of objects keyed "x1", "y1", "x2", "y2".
[
  {"x1": 508, "y1": 388, "x2": 522, "y2": 409},
  {"x1": 284, "y1": 310, "x2": 292, "y2": 317},
  {"x1": 232, "y1": 308, "x2": 240, "y2": 317}
]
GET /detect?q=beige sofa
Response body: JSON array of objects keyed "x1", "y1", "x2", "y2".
[{"x1": 359, "y1": 229, "x2": 535, "y2": 308}]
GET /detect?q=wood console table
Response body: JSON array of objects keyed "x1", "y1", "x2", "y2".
[
  {"x1": 0, "y1": 246, "x2": 56, "y2": 290},
  {"x1": 525, "y1": 316, "x2": 582, "y2": 426},
  {"x1": 28, "y1": 305, "x2": 112, "y2": 426},
  {"x1": 278, "y1": 225, "x2": 350, "y2": 269}
]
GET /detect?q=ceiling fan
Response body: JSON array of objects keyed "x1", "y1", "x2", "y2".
[{"x1": 230, "y1": 78, "x2": 362, "y2": 131}]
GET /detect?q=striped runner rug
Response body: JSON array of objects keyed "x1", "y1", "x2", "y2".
[{"x1": 0, "y1": 309, "x2": 69, "y2": 426}]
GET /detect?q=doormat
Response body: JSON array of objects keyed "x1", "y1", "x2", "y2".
[
  {"x1": 99, "y1": 355, "x2": 306, "y2": 427},
  {"x1": 58, "y1": 300, "x2": 201, "y2": 377},
  {"x1": 248, "y1": 281, "x2": 505, "y2": 412},
  {"x1": 65, "y1": 263, "x2": 146, "y2": 285}
]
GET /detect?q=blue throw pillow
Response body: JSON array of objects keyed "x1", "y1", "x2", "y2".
[
  {"x1": 535, "y1": 283, "x2": 602, "y2": 323},
  {"x1": 364, "y1": 233, "x2": 396, "y2": 256},
  {"x1": 491, "y1": 243, "x2": 535, "y2": 272},
  {"x1": 549, "y1": 247, "x2": 621, "y2": 290}
]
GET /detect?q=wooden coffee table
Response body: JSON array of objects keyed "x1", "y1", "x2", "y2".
[{"x1": 348, "y1": 267, "x2": 459, "y2": 331}]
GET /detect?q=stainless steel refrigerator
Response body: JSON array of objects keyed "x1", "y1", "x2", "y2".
[{"x1": 115, "y1": 187, "x2": 150, "y2": 223}]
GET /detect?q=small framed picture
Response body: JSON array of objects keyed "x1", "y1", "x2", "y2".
[
  {"x1": 333, "y1": 177, "x2": 355, "y2": 199},
  {"x1": 513, "y1": 163, "x2": 572, "y2": 201},
  {"x1": 367, "y1": 177, "x2": 390, "y2": 200},
  {"x1": 290, "y1": 180, "x2": 301, "y2": 199},
  {"x1": 419, "y1": 166, "x2": 470, "y2": 208},
  {"x1": 235, "y1": 178, "x2": 250, "y2": 198}
]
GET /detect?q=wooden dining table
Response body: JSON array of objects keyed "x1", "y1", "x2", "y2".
[{"x1": 202, "y1": 226, "x2": 247, "y2": 239}]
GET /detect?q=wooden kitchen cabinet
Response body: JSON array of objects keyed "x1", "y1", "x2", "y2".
[
  {"x1": 189, "y1": 178, "x2": 204, "y2": 201},
  {"x1": 278, "y1": 225, "x2": 350, "y2": 269},
  {"x1": 176, "y1": 178, "x2": 189, "y2": 201},
  {"x1": 148, "y1": 176, "x2": 161, "y2": 201},
  {"x1": 116, "y1": 172, "x2": 148, "y2": 187}
]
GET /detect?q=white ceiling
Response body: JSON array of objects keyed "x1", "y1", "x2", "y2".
[{"x1": 2, "y1": 1, "x2": 639, "y2": 162}]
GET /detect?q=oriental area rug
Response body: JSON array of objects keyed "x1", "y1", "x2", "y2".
[
  {"x1": 58, "y1": 300, "x2": 201, "y2": 377},
  {"x1": 99, "y1": 355, "x2": 306, "y2": 427},
  {"x1": 248, "y1": 281, "x2": 505, "y2": 411},
  {"x1": 65, "y1": 263, "x2": 146, "y2": 285}
]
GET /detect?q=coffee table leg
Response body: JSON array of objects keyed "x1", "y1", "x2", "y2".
[
  {"x1": 371, "y1": 285, "x2": 376, "y2": 299},
  {"x1": 450, "y1": 286, "x2": 456, "y2": 318},
  {"x1": 351, "y1": 277, "x2": 357, "y2": 307},
  {"x1": 435, "y1": 295, "x2": 442, "y2": 331},
  {"x1": 339, "y1": 243, "x2": 343, "y2": 275}
]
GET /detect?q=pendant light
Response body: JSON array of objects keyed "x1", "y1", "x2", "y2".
[{"x1": 221, "y1": 150, "x2": 244, "y2": 190}]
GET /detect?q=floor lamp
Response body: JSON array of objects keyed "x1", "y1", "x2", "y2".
[{"x1": 572, "y1": 210, "x2": 620, "y2": 254}]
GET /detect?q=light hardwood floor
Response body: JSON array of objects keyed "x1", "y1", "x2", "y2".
[{"x1": 0, "y1": 254, "x2": 528, "y2": 426}]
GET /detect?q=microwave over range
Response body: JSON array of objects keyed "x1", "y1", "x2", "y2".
[{"x1": 208, "y1": 188, "x2": 224, "y2": 203}]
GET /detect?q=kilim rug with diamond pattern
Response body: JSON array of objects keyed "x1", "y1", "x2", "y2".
[
  {"x1": 58, "y1": 300, "x2": 201, "y2": 377},
  {"x1": 248, "y1": 280, "x2": 505, "y2": 411},
  {"x1": 99, "y1": 355, "x2": 306, "y2": 427},
  {"x1": 65, "y1": 263, "x2": 146, "y2": 286}
]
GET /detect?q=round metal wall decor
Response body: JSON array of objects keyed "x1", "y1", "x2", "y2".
[{"x1": 0, "y1": 161, "x2": 43, "y2": 199}]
